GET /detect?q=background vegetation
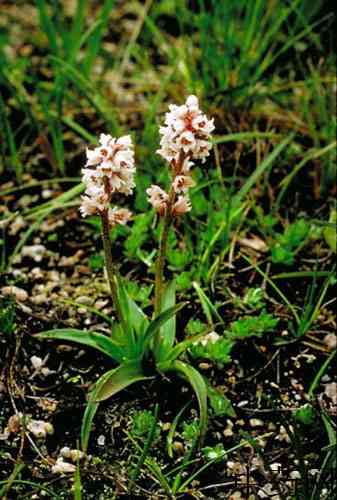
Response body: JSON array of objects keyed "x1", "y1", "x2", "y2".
[{"x1": 0, "y1": 1, "x2": 336, "y2": 499}]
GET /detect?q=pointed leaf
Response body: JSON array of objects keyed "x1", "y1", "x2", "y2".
[
  {"x1": 144, "y1": 303, "x2": 186, "y2": 348},
  {"x1": 170, "y1": 361, "x2": 208, "y2": 443},
  {"x1": 159, "y1": 280, "x2": 177, "y2": 352},
  {"x1": 128, "y1": 293, "x2": 149, "y2": 336},
  {"x1": 116, "y1": 276, "x2": 148, "y2": 339},
  {"x1": 193, "y1": 282, "x2": 223, "y2": 325},
  {"x1": 81, "y1": 360, "x2": 147, "y2": 451},
  {"x1": 36, "y1": 328, "x2": 124, "y2": 362},
  {"x1": 81, "y1": 393, "x2": 99, "y2": 452},
  {"x1": 160, "y1": 331, "x2": 209, "y2": 364},
  {"x1": 94, "y1": 360, "x2": 148, "y2": 402}
]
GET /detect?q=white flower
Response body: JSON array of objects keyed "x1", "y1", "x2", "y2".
[
  {"x1": 108, "y1": 207, "x2": 132, "y2": 227},
  {"x1": 80, "y1": 134, "x2": 135, "y2": 217},
  {"x1": 80, "y1": 195, "x2": 104, "y2": 217},
  {"x1": 172, "y1": 175, "x2": 195, "y2": 193},
  {"x1": 172, "y1": 195, "x2": 191, "y2": 216},
  {"x1": 147, "y1": 185, "x2": 169, "y2": 215},
  {"x1": 157, "y1": 95, "x2": 215, "y2": 164}
]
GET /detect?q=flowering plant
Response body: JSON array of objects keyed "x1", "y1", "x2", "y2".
[{"x1": 37, "y1": 96, "x2": 216, "y2": 451}]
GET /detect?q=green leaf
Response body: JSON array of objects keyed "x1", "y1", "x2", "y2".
[
  {"x1": 294, "y1": 404, "x2": 315, "y2": 425},
  {"x1": 160, "y1": 331, "x2": 208, "y2": 365},
  {"x1": 36, "y1": 328, "x2": 124, "y2": 362},
  {"x1": 228, "y1": 312, "x2": 279, "y2": 339},
  {"x1": 271, "y1": 245, "x2": 294, "y2": 265},
  {"x1": 145, "y1": 303, "x2": 186, "y2": 349},
  {"x1": 189, "y1": 337, "x2": 233, "y2": 364},
  {"x1": 323, "y1": 209, "x2": 337, "y2": 253},
  {"x1": 202, "y1": 443, "x2": 226, "y2": 461},
  {"x1": 156, "y1": 280, "x2": 177, "y2": 360},
  {"x1": 94, "y1": 360, "x2": 148, "y2": 402},
  {"x1": 81, "y1": 395, "x2": 99, "y2": 452},
  {"x1": 283, "y1": 219, "x2": 310, "y2": 248},
  {"x1": 169, "y1": 361, "x2": 208, "y2": 443},
  {"x1": 116, "y1": 276, "x2": 148, "y2": 338},
  {"x1": 88, "y1": 253, "x2": 104, "y2": 271},
  {"x1": 237, "y1": 135, "x2": 294, "y2": 202},
  {"x1": 192, "y1": 282, "x2": 223, "y2": 326},
  {"x1": 81, "y1": 359, "x2": 148, "y2": 451},
  {"x1": 207, "y1": 386, "x2": 236, "y2": 417}
]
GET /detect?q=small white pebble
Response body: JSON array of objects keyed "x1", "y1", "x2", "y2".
[
  {"x1": 250, "y1": 418, "x2": 264, "y2": 428},
  {"x1": 324, "y1": 382, "x2": 337, "y2": 405},
  {"x1": 52, "y1": 458, "x2": 76, "y2": 474},
  {"x1": 98, "y1": 435, "x2": 106, "y2": 446},
  {"x1": 21, "y1": 244, "x2": 46, "y2": 262},
  {"x1": 27, "y1": 420, "x2": 54, "y2": 438},
  {"x1": 290, "y1": 470, "x2": 301, "y2": 479},
  {"x1": 76, "y1": 295, "x2": 92, "y2": 305},
  {"x1": 270, "y1": 463, "x2": 282, "y2": 473},
  {"x1": 323, "y1": 334, "x2": 337, "y2": 351}
]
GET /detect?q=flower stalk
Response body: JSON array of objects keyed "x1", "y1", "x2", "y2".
[
  {"x1": 79, "y1": 133, "x2": 135, "y2": 332},
  {"x1": 154, "y1": 187, "x2": 174, "y2": 316},
  {"x1": 100, "y1": 208, "x2": 127, "y2": 332},
  {"x1": 150, "y1": 94, "x2": 214, "y2": 317}
]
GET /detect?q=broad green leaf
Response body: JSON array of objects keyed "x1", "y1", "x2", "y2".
[
  {"x1": 159, "y1": 331, "x2": 209, "y2": 365},
  {"x1": 169, "y1": 361, "x2": 208, "y2": 443},
  {"x1": 155, "y1": 280, "x2": 177, "y2": 361},
  {"x1": 81, "y1": 360, "x2": 147, "y2": 451},
  {"x1": 36, "y1": 328, "x2": 124, "y2": 362},
  {"x1": 94, "y1": 360, "x2": 148, "y2": 402},
  {"x1": 128, "y1": 294, "x2": 149, "y2": 337},
  {"x1": 144, "y1": 303, "x2": 186, "y2": 348},
  {"x1": 117, "y1": 276, "x2": 149, "y2": 333}
]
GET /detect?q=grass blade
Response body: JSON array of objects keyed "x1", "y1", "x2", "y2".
[
  {"x1": 237, "y1": 134, "x2": 294, "y2": 202},
  {"x1": 192, "y1": 281, "x2": 223, "y2": 326}
]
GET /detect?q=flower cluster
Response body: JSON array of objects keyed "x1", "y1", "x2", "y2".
[
  {"x1": 80, "y1": 134, "x2": 135, "y2": 227},
  {"x1": 157, "y1": 95, "x2": 215, "y2": 164},
  {"x1": 147, "y1": 95, "x2": 214, "y2": 217}
]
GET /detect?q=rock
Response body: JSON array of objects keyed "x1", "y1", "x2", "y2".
[
  {"x1": 324, "y1": 382, "x2": 337, "y2": 405},
  {"x1": 97, "y1": 435, "x2": 106, "y2": 446},
  {"x1": 27, "y1": 419, "x2": 54, "y2": 438},
  {"x1": 1, "y1": 285, "x2": 28, "y2": 302},
  {"x1": 323, "y1": 334, "x2": 337, "y2": 351},
  {"x1": 250, "y1": 418, "x2": 264, "y2": 428},
  {"x1": 21, "y1": 244, "x2": 47, "y2": 262},
  {"x1": 59, "y1": 250, "x2": 84, "y2": 267},
  {"x1": 290, "y1": 470, "x2": 301, "y2": 479},
  {"x1": 76, "y1": 295, "x2": 92, "y2": 305},
  {"x1": 60, "y1": 447, "x2": 84, "y2": 462},
  {"x1": 9, "y1": 215, "x2": 26, "y2": 235},
  {"x1": 51, "y1": 458, "x2": 76, "y2": 474}
]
